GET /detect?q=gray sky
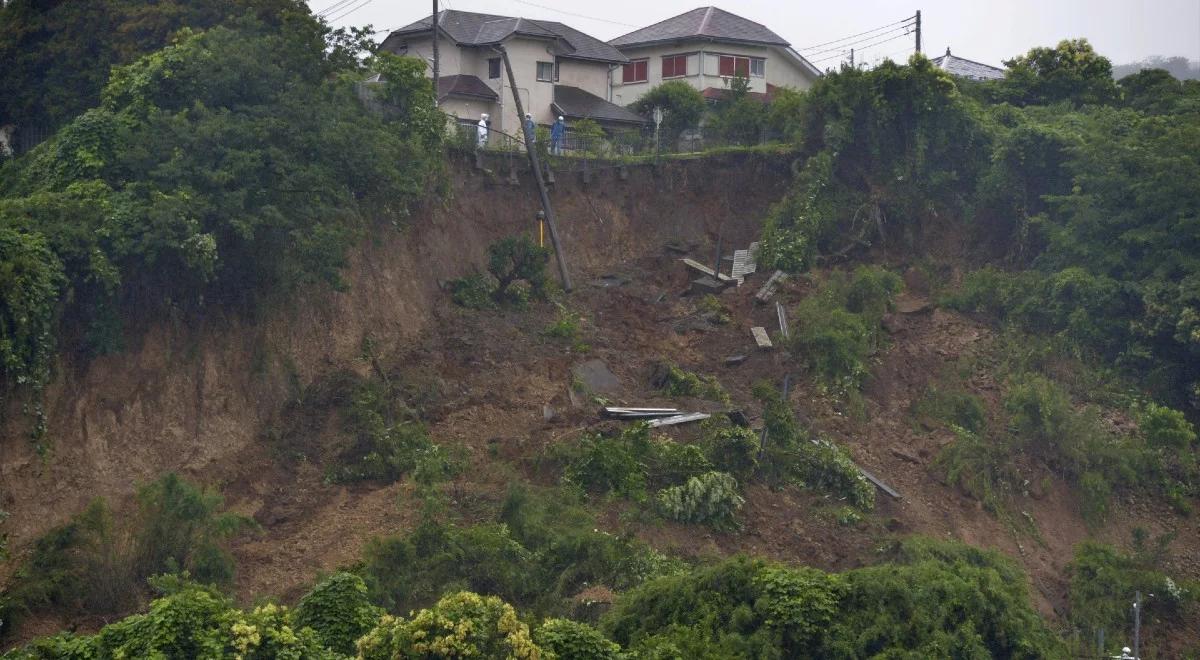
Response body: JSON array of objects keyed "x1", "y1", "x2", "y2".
[{"x1": 311, "y1": 0, "x2": 1200, "y2": 68}]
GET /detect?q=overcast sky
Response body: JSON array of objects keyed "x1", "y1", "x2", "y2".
[{"x1": 310, "y1": 0, "x2": 1200, "y2": 68}]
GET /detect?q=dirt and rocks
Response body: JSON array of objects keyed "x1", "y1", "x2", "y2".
[{"x1": 3, "y1": 153, "x2": 1197, "y2": 650}]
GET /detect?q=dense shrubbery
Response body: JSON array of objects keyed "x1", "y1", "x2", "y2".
[
  {"x1": 0, "y1": 12, "x2": 442, "y2": 409},
  {"x1": 450, "y1": 235, "x2": 550, "y2": 310},
  {"x1": 0, "y1": 474, "x2": 253, "y2": 641},
  {"x1": 787, "y1": 266, "x2": 901, "y2": 391},
  {"x1": 358, "y1": 484, "x2": 684, "y2": 617},
  {"x1": 1068, "y1": 538, "x2": 1199, "y2": 658},
  {"x1": 603, "y1": 538, "x2": 1063, "y2": 658},
  {"x1": 629, "y1": 81, "x2": 707, "y2": 145}
]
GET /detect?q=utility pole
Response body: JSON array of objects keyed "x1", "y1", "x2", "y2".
[
  {"x1": 914, "y1": 10, "x2": 922, "y2": 55},
  {"x1": 849, "y1": 48, "x2": 854, "y2": 68},
  {"x1": 1133, "y1": 591, "x2": 1142, "y2": 659},
  {"x1": 431, "y1": 0, "x2": 440, "y2": 105},
  {"x1": 496, "y1": 46, "x2": 573, "y2": 291}
]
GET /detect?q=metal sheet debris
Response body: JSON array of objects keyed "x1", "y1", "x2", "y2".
[
  {"x1": 857, "y1": 465, "x2": 902, "y2": 499},
  {"x1": 730, "y1": 242, "x2": 759, "y2": 281},
  {"x1": 603, "y1": 407, "x2": 679, "y2": 419},
  {"x1": 776, "y1": 302, "x2": 790, "y2": 340},
  {"x1": 681, "y1": 258, "x2": 736, "y2": 283},
  {"x1": 647, "y1": 412, "x2": 712, "y2": 428},
  {"x1": 751, "y1": 327, "x2": 773, "y2": 349}
]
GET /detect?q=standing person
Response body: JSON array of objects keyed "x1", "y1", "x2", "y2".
[
  {"x1": 550, "y1": 115, "x2": 565, "y2": 155},
  {"x1": 524, "y1": 113, "x2": 536, "y2": 144},
  {"x1": 476, "y1": 113, "x2": 489, "y2": 149}
]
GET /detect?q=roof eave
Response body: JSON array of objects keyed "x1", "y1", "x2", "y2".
[{"x1": 611, "y1": 35, "x2": 789, "y2": 50}]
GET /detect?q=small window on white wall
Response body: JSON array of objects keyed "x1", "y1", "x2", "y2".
[{"x1": 750, "y1": 58, "x2": 765, "y2": 77}]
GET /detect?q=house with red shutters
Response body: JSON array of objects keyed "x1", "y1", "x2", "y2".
[{"x1": 608, "y1": 7, "x2": 822, "y2": 106}]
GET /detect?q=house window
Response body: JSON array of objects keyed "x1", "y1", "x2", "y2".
[
  {"x1": 488, "y1": 58, "x2": 501, "y2": 79},
  {"x1": 536, "y1": 61, "x2": 555, "y2": 82},
  {"x1": 719, "y1": 55, "x2": 747, "y2": 77},
  {"x1": 662, "y1": 54, "x2": 687, "y2": 78},
  {"x1": 750, "y1": 58, "x2": 765, "y2": 77},
  {"x1": 622, "y1": 59, "x2": 648, "y2": 83}
]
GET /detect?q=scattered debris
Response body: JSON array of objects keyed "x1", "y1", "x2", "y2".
[
  {"x1": 775, "y1": 301, "x2": 790, "y2": 340},
  {"x1": 681, "y1": 258, "x2": 736, "y2": 284},
  {"x1": 751, "y1": 327, "x2": 773, "y2": 349},
  {"x1": 895, "y1": 296, "x2": 934, "y2": 315},
  {"x1": 647, "y1": 412, "x2": 711, "y2": 428},
  {"x1": 754, "y1": 270, "x2": 787, "y2": 303},
  {"x1": 589, "y1": 274, "x2": 627, "y2": 288},
  {"x1": 724, "y1": 354, "x2": 748, "y2": 367},
  {"x1": 543, "y1": 403, "x2": 559, "y2": 422},
  {"x1": 690, "y1": 275, "x2": 727, "y2": 295},
  {"x1": 572, "y1": 359, "x2": 622, "y2": 396},
  {"x1": 857, "y1": 465, "x2": 902, "y2": 499},
  {"x1": 603, "y1": 407, "x2": 679, "y2": 419},
  {"x1": 730, "y1": 241, "x2": 759, "y2": 281}
]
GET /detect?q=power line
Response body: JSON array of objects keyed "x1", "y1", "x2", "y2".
[
  {"x1": 809, "y1": 31, "x2": 914, "y2": 67},
  {"x1": 796, "y1": 16, "x2": 914, "y2": 52},
  {"x1": 316, "y1": 0, "x2": 356, "y2": 17},
  {"x1": 801, "y1": 23, "x2": 913, "y2": 59},
  {"x1": 512, "y1": 0, "x2": 641, "y2": 29},
  {"x1": 326, "y1": 0, "x2": 374, "y2": 23}
]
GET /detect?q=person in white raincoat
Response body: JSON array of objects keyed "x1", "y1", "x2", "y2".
[{"x1": 477, "y1": 113, "x2": 490, "y2": 149}]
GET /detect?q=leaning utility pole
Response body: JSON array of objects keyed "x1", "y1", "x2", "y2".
[
  {"x1": 914, "y1": 10, "x2": 922, "y2": 54},
  {"x1": 431, "y1": 0, "x2": 440, "y2": 105},
  {"x1": 496, "y1": 46, "x2": 573, "y2": 291},
  {"x1": 849, "y1": 48, "x2": 855, "y2": 68}
]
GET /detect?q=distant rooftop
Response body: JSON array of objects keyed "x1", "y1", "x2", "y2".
[
  {"x1": 931, "y1": 48, "x2": 1005, "y2": 81},
  {"x1": 610, "y1": 7, "x2": 789, "y2": 48},
  {"x1": 384, "y1": 10, "x2": 627, "y2": 63}
]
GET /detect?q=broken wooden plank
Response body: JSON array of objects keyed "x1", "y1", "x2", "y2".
[
  {"x1": 647, "y1": 412, "x2": 711, "y2": 428},
  {"x1": 602, "y1": 407, "x2": 679, "y2": 419},
  {"x1": 751, "y1": 327, "x2": 773, "y2": 349},
  {"x1": 776, "y1": 301, "x2": 790, "y2": 340},
  {"x1": 681, "y1": 258, "x2": 736, "y2": 282},
  {"x1": 754, "y1": 270, "x2": 787, "y2": 303},
  {"x1": 856, "y1": 465, "x2": 902, "y2": 500},
  {"x1": 724, "y1": 355, "x2": 748, "y2": 366}
]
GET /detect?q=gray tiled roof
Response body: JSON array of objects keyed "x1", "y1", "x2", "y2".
[
  {"x1": 552, "y1": 85, "x2": 648, "y2": 125},
  {"x1": 385, "y1": 10, "x2": 627, "y2": 63},
  {"x1": 932, "y1": 49, "x2": 1005, "y2": 81},
  {"x1": 437, "y1": 75, "x2": 498, "y2": 101},
  {"x1": 609, "y1": 7, "x2": 789, "y2": 48}
]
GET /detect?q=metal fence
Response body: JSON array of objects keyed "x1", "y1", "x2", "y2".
[{"x1": 446, "y1": 116, "x2": 780, "y2": 167}]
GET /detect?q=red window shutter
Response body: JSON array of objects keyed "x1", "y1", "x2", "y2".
[
  {"x1": 677, "y1": 56, "x2": 687, "y2": 76},
  {"x1": 735, "y1": 57, "x2": 749, "y2": 76},
  {"x1": 719, "y1": 55, "x2": 734, "y2": 76},
  {"x1": 636, "y1": 60, "x2": 647, "y2": 81},
  {"x1": 623, "y1": 62, "x2": 635, "y2": 83},
  {"x1": 662, "y1": 57, "x2": 673, "y2": 78}
]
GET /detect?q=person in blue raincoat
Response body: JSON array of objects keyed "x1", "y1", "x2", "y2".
[
  {"x1": 524, "y1": 113, "x2": 536, "y2": 145},
  {"x1": 550, "y1": 115, "x2": 565, "y2": 155}
]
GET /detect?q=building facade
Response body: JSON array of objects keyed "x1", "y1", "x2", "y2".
[
  {"x1": 381, "y1": 11, "x2": 645, "y2": 136},
  {"x1": 608, "y1": 7, "x2": 822, "y2": 106}
]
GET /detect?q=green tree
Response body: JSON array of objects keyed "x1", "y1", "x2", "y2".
[
  {"x1": 294, "y1": 572, "x2": 382, "y2": 656},
  {"x1": 1000, "y1": 38, "x2": 1118, "y2": 106},
  {"x1": 629, "y1": 81, "x2": 706, "y2": 145},
  {"x1": 357, "y1": 591, "x2": 543, "y2": 659}
]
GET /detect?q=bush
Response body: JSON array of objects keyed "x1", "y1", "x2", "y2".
[
  {"x1": 629, "y1": 81, "x2": 706, "y2": 145},
  {"x1": 753, "y1": 382, "x2": 875, "y2": 509},
  {"x1": 788, "y1": 267, "x2": 901, "y2": 391},
  {"x1": 449, "y1": 235, "x2": 550, "y2": 310},
  {"x1": 294, "y1": 572, "x2": 382, "y2": 656},
  {"x1": 914, "y1": 384, "x2": 988, "y2": 433},
  {"x1": 553, "y1": 424, "x2": 716, "y2": 502},
  {"x1": 700, "y1": 420, "x2": 760, "y2": 482},
  {"x1": 450, "y1": 272, "x2": 497, "y2": 310},
  {"x1": 0, "y1": 474, "x2": 253, "y2": 642},
  {"x1": 357, "y1": 592, "x2": 541, "y2": 659},
  {"x1": 655, "y1": 472, "x2": 744, "y2": 531},
  {"x1": 534, "y1": 618, "x2": 622, "y2": 660},
  {"x1": 1139, "y1": 402, "x2": 1197, "y2": 450},
  {"x1": 652, "y1": 362, "x2": 730, "y2": 403},
  {"x1": 1067, "y1": 541, "x2": 1197, "y2": 657}
]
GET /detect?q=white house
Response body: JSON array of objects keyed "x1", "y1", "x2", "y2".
[
  {"x1": 380, "y1": 10, "x2": 647, "y2": 136},
  {"x1": 608, "y1": 7, "x2": 822, "y2": 106}
]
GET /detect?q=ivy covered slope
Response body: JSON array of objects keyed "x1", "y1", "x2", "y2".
[
  {"x1": 760, "y1": 39, "x2": 1200, "y2": 409},
  {"x1": 0, "y1": 11, "x2": 442, "y2": 402}
]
